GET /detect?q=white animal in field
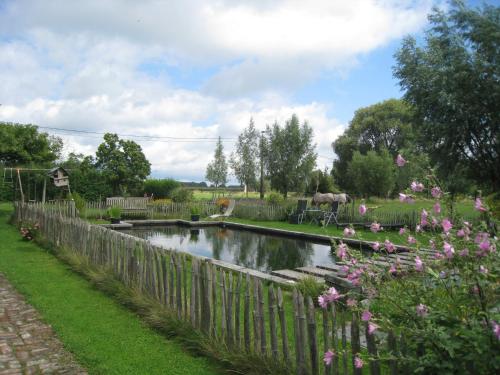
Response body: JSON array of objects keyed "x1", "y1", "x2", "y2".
[{"x1": 311, "y1": 192, "x2": 352, "y2": 206}]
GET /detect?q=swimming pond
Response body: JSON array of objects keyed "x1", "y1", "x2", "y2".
[{"x1": 121, "y1": 225, "x2": 336, "y2": 273}]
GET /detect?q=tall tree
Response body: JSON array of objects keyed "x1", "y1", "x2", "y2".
[
  {"x1": 230, "y1": 118, "x2": 259, "y2": 195},
  {"x1": 95, "y1": 133, "x2": 151, "y2": 196},
  {"x1": 332, "y1": 99, "x2": 415, "y2": 191},
  {"x1": 0, "y1": 122, "x2": 62, "y2": 166},
  {"x1": 264, "y1": 114, "x2": 316, "y2": 198},
  {"x1": 347, "y1": 149, "x2": 396, "y2": 198},
  {"x1": 394, "y1": 1, "x2": 500, "y2": 191},
  {"x1": 205, "y1": 136, "x2": 228, "y2": 189},
  {"x1": 60, "y1": 153, "x2": 112, "y2": 201}
]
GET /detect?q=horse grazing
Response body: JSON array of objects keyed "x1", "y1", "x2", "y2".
[{"x1": 312, "y1": 192, "x2": 352, "y2": 207}]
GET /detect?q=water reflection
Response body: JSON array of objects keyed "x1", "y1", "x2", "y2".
[{"x1": 122, "y1": 225, "x2": 335, "y2": 272}]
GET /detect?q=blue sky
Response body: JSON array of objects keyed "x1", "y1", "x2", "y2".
[{"x1": 0, "y1": 0, "x2": 494, "y2": 181}]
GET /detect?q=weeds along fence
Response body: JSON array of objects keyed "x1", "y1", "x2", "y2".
[{"x1": 15, "y1": 202, "x2": 418, "y2": 375}]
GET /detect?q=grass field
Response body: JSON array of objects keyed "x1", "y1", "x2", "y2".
[{"x1": 0, "y1": 203, "x2": 221, "y2": 375}]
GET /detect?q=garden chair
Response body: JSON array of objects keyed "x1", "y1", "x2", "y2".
[
  {"x1": 323, "y1": 201, "x2": 340, "y2": 226},
  {"x1": 289, "y1": 199, "x2": 308, "y2": 224}
]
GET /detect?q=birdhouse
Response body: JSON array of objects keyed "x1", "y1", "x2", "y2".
[{"x1": 48, "y1": 167, "x2": 69, "y2": 187}]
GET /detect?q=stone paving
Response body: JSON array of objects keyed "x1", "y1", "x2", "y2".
[{"x1": 0, "y1": 273, "x2": 86, "y2": 374}]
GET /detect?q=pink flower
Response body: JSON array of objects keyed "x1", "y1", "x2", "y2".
[
  {"x1": 443, "y1": 242, "x2": 455, "y2": 258},
  {"x1": 442, "y1": 218, "x2": 453, "y2": 233},
  {"x1": 415, "y1": 256, "x2": 423, "y2": 271},
  {"x1": 475, "y1": 197, "x2": 487, "y2": 212},
  {"x1": 396, "y1": 154, "x2": 406, "y2": 167},
  {"x1": 343, "y1": 227, "x2": 355, "y2": 237},
  {"x1": 323, "y1": 350, "x2": 335, "y2": 366},
  {"x1": 325, "y1": 287, "x2": 341, "y2": 302},
  {"x1": 475, "y1": 232, "x2": 489, "y2": 244},
  {"x1": 389, "y1": 264, "x2": 397, "y2": 274},
  {"x1": 370, "y1": 222, "x2": 381, "y2": 233},
  {"x1": 420, "y1": 209, "x2": 428, "y2": 227},
  {"x1": 336, "y1": 242, "x2": 348, "y2": 260},
  {"x1": 384, "y1": 239, "x2": 396, "y2": 253},
  {"x1": 407, "y1": 236, "x2": 417, "y2": 244},
  {"x1": 368, "y1": 322, "x2": 379, "y2": 335},
  {"x1": 358, "y1": 204, "x2": 367, "y2": 216},
  {"x1": 431, "y1": 186, "x2": 442, "y2": 198},
  {"x1": 459, "y1": 248, "x2": 469, "y2": 257},
  {"x1": 399, "y1": 227, "x2": 406, "y2": 235},
  {"x1": 431, "y1": 217, "x2": 438, "y2": 228},
  {"x1": 340, "y1": 265, "x2": 350, "y2": 274},
  {"x1": 493, "y1": 322, "x2": 500, "y2": 341},
  {"x1": 434, "y1": 252, "x2": 444, "y2": 260},
  {"x1": 457, "y1": 229, "x2": 465, "y2": 238},
  {"x1": 354, "y1": 355, "x2": 364, "y2": 369},
  {"x1": 398, "y1": 193, "x2": 415, "y2": 204},
  {"x1": 361, "y1": 310, "x2": 372, "y2": 322},
  {"x1": 479, "y1": 265, "x2": 488, "y2": 274},
  {"x1": 346, "y1": 298, "x2": 357, "y2": 308},
  {"x1": 429, "y1": 239, "x2": 436, "y2": 250},
  {"x1": 416, "y1": 303, "x2": 428, "y2": 317},
  {"x1": 479, "y1": 240, "x2": 490, "y2": 252},
  {"x1": 411, "y1": 181, "x2": 424, "y2": 192},
  {"x1": 318, "y1": 295, "x2": 328, "y2": 309},
  {"x1": 371, "y1": 241, "x2": 380, "y2": 251},
  {"x1": 432, "y1": 201, "x2": 441, "y2": 214}
]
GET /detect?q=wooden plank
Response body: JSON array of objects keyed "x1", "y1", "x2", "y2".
[
  {"x1": 268, "y1": 286, "x2": 279, "y2": 360},
  {"x1": 244, "y1": 273, "x2": 251, "y2": 352},
  {"x1": 306, "y1": 297, "x2": 319, "y2": 375},
  {"x1": 365, "y1": 321, "x2": 380, "y2": 375},
  {"x1": 234, "y1": 273, "x2": 242, "y2": 348},
  {"x1": 295, "y1": 266, "x2": 334, "y2": 278},
  {"x1": 340, "y1": 310, "x2": 348, "y2": 375},
  {"x1": 297, "y1": 292, "x2": 307, "y2": 375},
  {"x1": 387, "y1": 330, "x2": 398, "y2": 375},
  {"x1": 226, "y1": 273, "x2": 234, "y2": 346},
  {"x1": 258, "y1": 280, "x2": 266, "y2": 355},
  {"x1": 322, "y1": 308, "x2": 332, "y2": 375},
  {"x1": 351, "y1": 312, "x2": 362, "y2": 375},
  {"x1": 271, "y1": 269, "x2": 324, "y2": 283},
  {"x1": 277, "y1": 287, "x2": 290, "y2": 366}
]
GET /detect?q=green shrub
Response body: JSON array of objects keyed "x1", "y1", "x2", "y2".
[
  {"x1": 107, "y1": 206, "x2": 122, "y2": 219},
  {"x1": 171, "y1": 188, "x2": 193, "y2": 203},
  {"x1": 71, "y1": 192, "x2": 86, "y2": 217},
  {"x1": 266, "y1": 191, "x2": 284, "y2": 205},
  {"x1": 144, "y1": 178, "x2": 181, "y2": 199},
  {"x1": 295, "y1": 276, "x2": 325, "y2": 305}
]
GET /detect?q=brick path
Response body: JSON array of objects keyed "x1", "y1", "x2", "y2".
[{"x1": 0, "y1": 273, "x2": 86, "y2": 374}]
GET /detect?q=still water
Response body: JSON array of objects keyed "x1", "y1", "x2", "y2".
[{"x1": 121, "y1": 225, "x2": 335, "y2": 272}]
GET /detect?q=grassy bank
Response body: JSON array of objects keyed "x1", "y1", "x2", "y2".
[
  {"x1": 224, "y1": 217, "x2": 432, "y2": 246},
  {"x1": 0, "y1": 203, "x2": 221, "y2": 375}
]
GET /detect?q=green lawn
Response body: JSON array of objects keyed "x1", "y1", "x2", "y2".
[
  {"x1": 225, "y1": 217, "x2": 432, "y2": 246},
  {"x1": 0, "y1": 203, "x2": 221, "y2": 375}
]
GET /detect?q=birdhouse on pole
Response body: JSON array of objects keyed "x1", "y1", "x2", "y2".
[{"x1": 48, "y1": 167, "x2": 70, "y2": 187}]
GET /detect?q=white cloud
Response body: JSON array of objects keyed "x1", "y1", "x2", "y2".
[{"x1": 0, "y1": 0, "x2": 433, "y2": 180}]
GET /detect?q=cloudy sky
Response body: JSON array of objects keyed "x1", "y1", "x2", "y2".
[{"x1": 0, "y1": 0, "x2": 486, "y2": 182}]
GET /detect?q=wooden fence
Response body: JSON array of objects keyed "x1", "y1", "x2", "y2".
[{"x1": 14, "y1": 202, "x2": 419, "y2": 375}]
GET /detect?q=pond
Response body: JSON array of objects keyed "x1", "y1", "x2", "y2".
[{"x1": 121, "y1": 225, "x2": 336, "y2": 272}]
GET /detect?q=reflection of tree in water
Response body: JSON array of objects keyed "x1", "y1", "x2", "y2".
[
  {"x1": 125, "y1": 226, "x2": 320, "y2": 272},
  {"x1": 204, "y1": 228, "x2": 314, "y2": 272}
]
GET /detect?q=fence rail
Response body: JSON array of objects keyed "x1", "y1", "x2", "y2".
[{"x1": 14, "y1": 202, "x2": 422, "y2": 374}]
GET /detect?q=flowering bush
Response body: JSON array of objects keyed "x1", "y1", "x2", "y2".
[
  {"x1": 321, "y1": 154, "x2": 499, "y2": 374},
  {"x1": 19, "y1": 221, "x2": 40, "y2": 241}
]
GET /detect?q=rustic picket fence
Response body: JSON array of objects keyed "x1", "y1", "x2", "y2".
[
  {"x1": 15, "y1": 202, "x2": 418, "y2": 375},
  {"x1": 82, "y1": 201, "x2": 287, "y2": 221}
]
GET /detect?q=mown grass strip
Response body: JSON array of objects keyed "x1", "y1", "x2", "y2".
[{"x1": 0, "y1": 203, "x2": 221, "y2": 375}]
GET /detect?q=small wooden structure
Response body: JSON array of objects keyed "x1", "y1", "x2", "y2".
[{"x1": 48, "y1": 167, "x2": 70, "y2": 187}]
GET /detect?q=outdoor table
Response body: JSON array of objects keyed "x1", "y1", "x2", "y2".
[{"x1": 303, "y1": 209, "x2": 324, "y2": 225}]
